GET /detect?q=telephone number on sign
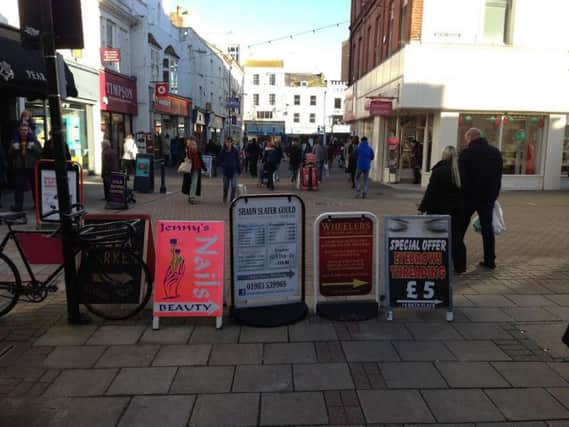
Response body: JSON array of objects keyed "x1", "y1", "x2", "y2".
[{"x1": 246, "y1": 280, "x2": 287, "y2": 290}]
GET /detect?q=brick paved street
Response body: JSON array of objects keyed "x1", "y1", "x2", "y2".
[{"x1": 1, "y1": 165, "x2": 569, "y2": 426}]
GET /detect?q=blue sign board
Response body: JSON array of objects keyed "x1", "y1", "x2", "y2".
[{"x1": 226, "y1": 97, "x2": 240, "y2": 109}]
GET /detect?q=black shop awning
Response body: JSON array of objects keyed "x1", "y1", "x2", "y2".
[{"x1": 0, "y1": 34, "x2": 78, "y2": 99}]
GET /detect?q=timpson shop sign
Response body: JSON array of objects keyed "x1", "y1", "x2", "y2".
[{"x1": 100, "y1": 70, "x2": 138, "y2": 115}]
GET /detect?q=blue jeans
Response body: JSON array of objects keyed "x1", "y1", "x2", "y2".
[
  {"x1": 356, "y1": 169, "x2": 369, "y2": 195},
  {"x1": 223, "y1": 174, "x2": 238, "y2": 201}
]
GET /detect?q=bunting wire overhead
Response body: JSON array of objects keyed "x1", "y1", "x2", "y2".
[{"x1": 246, "y1": 21, "x2": 349, "y2": 48}]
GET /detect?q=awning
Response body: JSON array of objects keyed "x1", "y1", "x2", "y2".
[{"x1": 0, "y1": 35, "x2": 78, "y2": 99}]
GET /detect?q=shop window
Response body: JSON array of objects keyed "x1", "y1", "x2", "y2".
[
  {"x1": 294, "y1": 94, "x2": 300, "y2": 105},
  {"x1": 293, "y1": 113, "x2": 299, "y2": 123},
  {"x1": 253, "y1": 94, "x2": 259, "y2": 106},
  {"x1": 269, "y1": 94, "x2": 275, "y2": 106},
  {"x1": 253, "y1": 74, "x2": 259, "y2": 85},
  {"x1": 334, "y1": 98, "x2": 341, "y2": 109},
  {"x1": 563, "y1": 122, "x2": 569, "y2": 175},
  {"x1": 483, "y1": 0, "x2": 513, "y2": 45},
  {"x1": 457, "y1": 114, "x2": 501, "y2": 151},
  {"x1": 310, "y1": 95, "x2": 317, "y2": 106},
  {"x1": 309, "y1": 113, "x2": 316, "y2": 123}
]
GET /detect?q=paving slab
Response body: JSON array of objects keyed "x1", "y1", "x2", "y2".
[
  {"x1": 239, "y1": 326, "x2": 288, "y2": 343},
  {"x1": 460, "y1": 308, "x2": 514, "y2": 322},
  {"x1": 406, "y1": 323, "x2": 463, "y2": 340},
  {"x1": 544, "y1": 306, "x2": 569, "y2": 321},
  {"x1": 466, "y1": 295, "x2": 518, "y2": 307},
  {"x1": 140, "y1": 326, "x2": 193, "y2": 344},
  {"x1": 106, "y1": 367, "x2": 176, "y2": 395},
  {"x1": 357, "y1": 389, "x2": 434, "y2": 423},
  {"x1": 453, "y1": 323, "x2": 513, "y2": 340},
  {"x1": 393, "y1": 341, "x2": 456, "y2": 361},
  {"x1": 547, "y1": 387, "x2": 569, "y2": 411},
  {"x1": 475, "y1": 422, "x2": 547, "y2": 427},
  {"x1": 289, "y1": 323, "x2": 337, "y2": 341},
  {"x1": 190, "y1": 393, "x2": 259, "y2": 426},
  {"x1": 260, "y1": 392, "x2": 328, "y2": 426},
  {"x1": 233, "y1": 364, "x2": 292, "y2": 392},
  {"x1": 521, "y1": 324, "x2": 569, "y2": 358},
  {"x1": 45, "y1": 368, "x2": 117, "y2": 397},
  {"x1": 118, "y1": 395, "x2": 195, "y2": 427},
  {"x1": 43, "y1": 345, "x2": 105, "y2": 369},
  {"x1": 445, "y1": 340, "x2": 511, "y2": 361},
  {"x1": 342, "y1": 341, "x2": 399, "y2": 362},
  {"x1": 86, "y1": 325, "x2": 145, "y2": 345},
  {"x1": 170, "y1": 366, "x2": 234, "y2": 394},
  {"x1": 380, "y1": 362, "x2": 446, "y2": 388},
  {"x1": 422, "y1": 389, "x2": 504, "y2": 423},
  {"x1": 34, "y1": 325, "x2": 97, "y2": 346},
  {"x1": 95, "y1": 345, "x2": 159, "y2": 368},
  {"x1": 189, "y1": 325, "x2": 240, "y2": 344},
  {"x1": 549, "y1": 363, "x2": 569, "y2": 382},
  {"x1": 545, "y1": 294, "x2": 569, "y2": 307},
  {"x1": 209, "y1": 343, "x2": 262, "y2": 365},
  {"x1": 486, "y1": 388, "x2": 569, "y2": 420},
  {"x1": 503, "y1": 307, "x2": 561, "y2": 322},
  {"x1": 263, "y1": 342, "x2": 317, "y2": 364},
  {"x1": 152, "y1": 344, "x2": 211, "y2": 366},
  {"x1": 507, "y1": 295, "x2": 558, "y2": 307},
  {"x1": 492, "y1": 362, "x2": 567, "y2": 387},
  {"x1": 436, "y1": 362, "x2": 509, "y2": 388},
  {"x1": 347, "y1": 322, "x2": 412, "y2": 340},
  {"x1": 294, "y1": 363, "x2": 354, "y2": 390}
]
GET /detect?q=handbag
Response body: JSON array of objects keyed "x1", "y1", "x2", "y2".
[{"x1": 177, "y1": 158, "x2": 192, "y2": 174}]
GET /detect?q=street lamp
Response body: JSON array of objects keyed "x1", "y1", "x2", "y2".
[{"x1": 323, "y1": 80, "x2": 327, "y2": 146}]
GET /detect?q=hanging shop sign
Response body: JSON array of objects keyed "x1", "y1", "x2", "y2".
[
  {"x1": 369, "y1": 99, "x2": 393, "y2": 117},
  {"x1": 230, "y1": 194, "x2": 307, "y2": 326},
  {"x1": 314, "y1": 212, "x2": 379, "y2": 320},
  {"x1": 100, "y1": 48, "x2": 121, "y2": 63},
  {"x1": 153, "y1": 221, "x2": 224, "y2": 329},
  {"x1": 155, "y1": 82, "x2": 169, "y2": 98},
  {"x1": 35, "y1": 160, "x2": 83, "y2": 224},
  {"x1": 384, "y1": 215, "x2": 453, "y2": 321}
]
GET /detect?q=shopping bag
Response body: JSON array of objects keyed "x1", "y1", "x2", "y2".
[
  {"x1": 472, "y1": 201, "x2": 506, "y2": 235},
  {"x1": 177, "y1": 158, "x2": 192, "y2": 174}
]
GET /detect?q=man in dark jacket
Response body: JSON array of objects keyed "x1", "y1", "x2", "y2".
[
  {"x1": 246, "y1": 138, "x2": 260, "y2": 177},
  {"x1": 458, "y1": 128, "x2": 503, "y2": 270},
  {"x1": 102, "y1": 139, "x2": 119, "y2": 201},
  {"x1": 217, "y1": 137, "x2": 241, "y2": 203}
]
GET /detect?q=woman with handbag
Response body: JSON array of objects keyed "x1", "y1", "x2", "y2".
[{"x1": 181, "y1": 137, "x2": 207, "y2": 204}]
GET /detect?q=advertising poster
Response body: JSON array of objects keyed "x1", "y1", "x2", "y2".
[
  {"x1": 385, "y1": 215, "x2": 452, "y2": 311},
  {"x1": 135, "y1": 156, "x2": 151, "y2": 178},
  {"x1": 318, "y1": 216, "x2": 373, "y2": 297},
  {"x1": 109, "y1": 172, "x2": 126, "y2": 206},
  {"x1": 39, "y1": 169, "x2": 79, "y2": 222},
  {"x1": 232, "y1": 196, "x2": 302, "y2": 306},
  {"x1": 154, "y1": 221, "x2": 224, "y2": 317}
]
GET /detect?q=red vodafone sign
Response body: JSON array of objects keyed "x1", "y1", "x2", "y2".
[{"x1": 155, "y1": 82, "x2": 169, "y2": 98}]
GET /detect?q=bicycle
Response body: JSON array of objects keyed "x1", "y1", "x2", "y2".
[{"x1": 0, "y1": 206, "x2": 153, "y2": 321}]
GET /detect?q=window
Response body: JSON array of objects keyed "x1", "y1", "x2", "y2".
[
  {"x1": 457, "y1": 114, "x2": 546, "y2": 175},
  {"x1": 387, "y1": 1, "x2": 394, "y2": 56},
  {"x1": 106, "y1": 19, "x2": 115, "y2": 47},
  {"x1": 169, "y1": 59, "x2": 179, "y2": 93},
  {"x1": 257, "y1": 111, "x2": 273, "y2": 119},
  {"x1": 269, "y1": 73, "x2": 276, "y2": 85},
  {"x1": 269, "y1": 93, "x2": 276, "y2": 106},
  {"x1": 374, "y1": 15, "x2": 382, "y2": 65},
  {"x1": 253, "y1": 74, "x2": 259, "y2": 85},
  {"x1": 334, "y1": 98, "x2": 342, "y2": 109},
  {"x1": 309, "y1": 113, "x2": 316, "y2": 123},
  {"x1": 563, "y1": 121, "x2": 569, "y2": 175},
  {"x1": 400, "y1": 0, "x2": 408, "y2": 45},
  {"x1": 483, "y1": 0, "x2": 513, "y2": 44},
  {"x1": 294, "y1": 94, "x2": 300, "y2": 105},
  {"x1": 310, "y1": 95, "x2": 317, "y2": 106},
  {"x1": 366, "y1": 26, "x2": 372, "y2": 71},
  {"x1": 293, "y1": 113, "x2": 300, "y2": 123},
  {"x1": 253, "y1": 94, "x2": 259, "y2": 106},
  {"x1": 150, "y1": 48, "x2": 160, "y2": 82},
  {"x1": 162, "y1": 58, "x2": 169, "y2": 85}
]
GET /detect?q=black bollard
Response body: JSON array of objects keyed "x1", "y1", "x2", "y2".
[{"x1": 160, "y1": 160, "x2": 167, "y2": 194}]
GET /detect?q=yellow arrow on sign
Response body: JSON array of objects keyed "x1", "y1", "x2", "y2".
[{"x1": 322, "y1": 279, "x2": 368, "y2": 288}]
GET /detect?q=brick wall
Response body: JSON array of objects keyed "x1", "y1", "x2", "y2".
[
  {"x1": 410, "y1": 0, "x2": 423, "y2": 41},
  {"x1": 341, "y1": 40, "x2": 350, "y2": 82}
]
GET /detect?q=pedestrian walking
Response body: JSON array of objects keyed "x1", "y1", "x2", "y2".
[
  {"x1": 458, "y1": 127, "x2": 503, "y2": 270},
  {"x1": 262, "y1": 141, "x2": 279, "y2": 190},
  {"x1": 8, "y1": 123, "x2": 41, "y2": 211},
  {"x1": 354, "y1": 136, "x2": 374, "y2": 199},
  {"x1": 312, "y1": 139, "x2": 327, "y2": 181},
  {"x1": 247, "y1": 138, "x2": 261, "y2": 177},
  {"x1": 181, "y1": 137, "x2": 207, "y2": 204},
  {"x1": 347, "y1": 136, "x2": 359, "y2": 188},
  {"x1": 121, "y1": 134, "x2": 138, "y2": 179},
  {"x1": 217, "y1": 137, "x2": 241, "y2": 203},
  {"x1": 418, "y1": 145, "x2": 465, "y2": 273},
  {"x1": 287, "y1": 138, "x2": 302, "y2": 183},
  {"x1": 412, "y1": 139, "x2": 423, "y2": 184},
  {"x1": 101, "y1": 139, "x2": 119, "y2": 201}
]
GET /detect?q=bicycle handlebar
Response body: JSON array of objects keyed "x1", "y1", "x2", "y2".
[{"x1": 40, "y1": 204, "x2": 86, "y2": 222}]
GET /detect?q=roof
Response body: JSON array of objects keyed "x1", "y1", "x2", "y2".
[
  {"x1": 285, "y1": 73, "x2": 326, "y2": 87},
  {"x1": 148, "y1": 33, "x2": 162, "y2": 49},
  {"x1": 244, "y1": 59, "x2": 284, "y2": 68},
  {"x1": 164, "y1": 45, "x2": 180, "y2": 59}
]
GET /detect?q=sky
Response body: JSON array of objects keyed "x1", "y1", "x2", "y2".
[{"x1": 161, "y1": 0, "x2": 351, "y2": 80}]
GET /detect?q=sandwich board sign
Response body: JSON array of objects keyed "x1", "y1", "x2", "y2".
[
  {"x1": 314, "y1": 212, "x2": 379, "y2": 320},
  {"x1": 230, "y1": 194, "x2": 307, "y2": 326},
  {"x1": 153, "y1": 221, "x2": 224, "y2": 329},
  {"x1": 384, "y1": 215, "x2": 453, "y2": 321}
]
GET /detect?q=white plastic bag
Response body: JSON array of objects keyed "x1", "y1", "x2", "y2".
[{"x1": 472, "y1": 201, "x2": 506, "y2": 235}]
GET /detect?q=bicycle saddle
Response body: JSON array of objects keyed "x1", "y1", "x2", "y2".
[{"x1": 0, "y1": 212, "x2": 27, "y2": 224}]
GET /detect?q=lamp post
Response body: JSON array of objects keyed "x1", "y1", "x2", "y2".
[{"x1": 322, "y1": 82, "x2": 327, "y2": 147}]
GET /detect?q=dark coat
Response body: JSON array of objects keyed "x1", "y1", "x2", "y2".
[
  {"x1": 459, "y1": 137, "x2": 503, "y2": 204},
  {"x1": 217, "y1": 146, "x2": 241, "y2": 177},
  {"x1": 419, "y1": 160, "x2": 463, "y2": 215},
  {"x1": 102, "y1": 146, "x2": 119, "y2": 177},
  {"x1": 287, "y1": 145, "x2": 302, "y2": 167},
  {"x1": 181, "y1": 152, "x2": 207, "y2": 196}
]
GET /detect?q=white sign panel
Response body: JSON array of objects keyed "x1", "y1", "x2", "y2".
[
  {"x1": 232, "y1": 196, "x2": 302, "y2": 306},
  {"x1": 40, "y1": 169, "x2": 79, "y2": 221}
]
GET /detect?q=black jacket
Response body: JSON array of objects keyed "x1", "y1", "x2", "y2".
[
  {"x1": 419, "y1": 160, "x2": 463, "y2": 215},
  {"x1": 217, "y1": 147, "x2": 241, "y2": 177},
  {"x1": 459, "y1": 137, "x2": 503, "y2": 204},
  {"x1": 287, "y1": 145, "x2": 302, "y2": 167}
]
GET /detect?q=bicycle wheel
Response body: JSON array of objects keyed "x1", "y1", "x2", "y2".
[
  {"x1": 79, "y1": 247, "x2": 153, "y2": 320},
  {"x1": 0, "y1": 253, "x2": 21, "y2": 317}
]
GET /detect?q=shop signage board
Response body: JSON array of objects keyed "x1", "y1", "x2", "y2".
[
  {"x1": 100, "y1": 48, "x2": 121, "y2": 63},
  {"x1": 384, "y1": 215, "x2": 453, "y2": 321},
  {"x1": 314, "y1": 212, "x2": 379, "y2": 320},
  {"x1": 230, "y1": 194, "x2": 307, "y2": 326},
  {"x1": 153, "y1": 221, "x2": 224, "y2": 329},
  {"x1": 155, "y1": 82, "x2": 169, "y2": 97},
  {"x1": 369, "y1": 99, "x2": 393, "y2": 116},
  {"x1": 99, "y1": 70, "x2": 138, "y2": 115},
  {"x1": 35, "y1": 160, "x2": 83, "y2": 224},
  {"x1": 134, "y1": 154, "x2": 154, "y2": 193},
  {"x1": 107, "y1": 171, "x2": 128, "y2": 210}
]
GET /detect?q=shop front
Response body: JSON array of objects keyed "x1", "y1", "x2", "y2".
[
  {"x1": 100, "y1": 69, "x2": 137, "y2": 159},
  {"x1": 153, "y1": 94, "x2": 191, "y2": 155}
]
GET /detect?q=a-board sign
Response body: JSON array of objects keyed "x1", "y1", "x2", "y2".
[
  {"x1": 230, "y1": 194, "x2": 307, "y2": 326},
  {"x1": 314, "y1": 212, "x2": 379, "y2": 321},
  {"x1": 384, "y1": 215, "x2": 453, "y2": 321},
  {"x1": 35, "y1": 160, "x2": 83, "y2": 224},
  {"x1": 153, "y1": 221, "x2": 224, "y2": 329},
  {"x1": 107, "y1": 171, "x2": 128, "y2": 209},
  {"x1": 80, "y1": 214, "x2": 154, "y2": 304},
  {"x1": 134, "y1": 154, "x2": 154, "y2": 193}
]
